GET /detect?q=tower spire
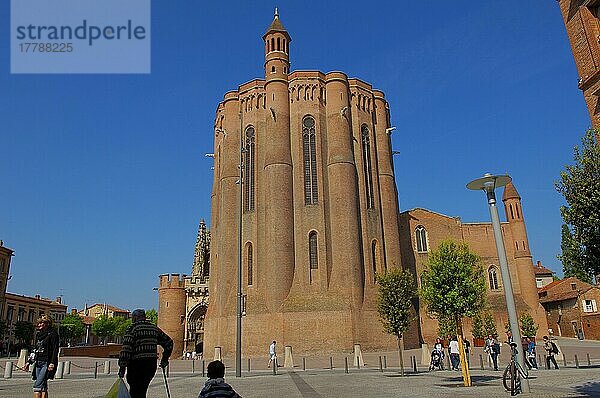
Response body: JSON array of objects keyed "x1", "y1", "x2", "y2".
[{"x1": 274, "y1": 7, "x2": 279, "y2": 19}]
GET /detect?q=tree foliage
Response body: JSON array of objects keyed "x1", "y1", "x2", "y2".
[
  {"x1": 437, "y1": 314, "x2": 458, "y2": 338},
  {"x1": 0, "y1": 319, "x2": 7, "y2": 338},
  {"x1": 471, "y1": 313, "x2": 485, "y2": 339},
  {"x1": 146, "y1": 309, "x2": 158, "y2": 325},
  {"x1": 60, "y1": 314, "x2": 86, "y2": 346},
  {"x1": 519, "y1": 312, "x2": 538, "y2": 338},
  {"x1": 112, "y1": 316, "x2": 131, "y2": 337},
  {"x1": 483, "y1": 312, "x2": 498, "y2": 338},
  {"x1": 558, "y1": 224, "x2": 591, "y2": 283},
  {"x1": 376, "y1": 267, "x2": 417, "y2": 376},
  {"x1": 556, "y1": 129, "x2": 600, "y2": 281},
  {"x1": 92, "y1": 315, "x2": 115, "y2": 343},
  {"x1": 420, "y1": 240, "x2": 487, "y2": 319},
  {"x1": 376, "y1": 268, "x2": 417, "y2": 338},
  {"x1": 14, "y1": 321, "x2": 34, "y2": 345}
]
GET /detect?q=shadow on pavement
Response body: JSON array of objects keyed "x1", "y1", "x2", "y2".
[{"x1": 573, "y1": 381, "x2": 600, "y2": 397}]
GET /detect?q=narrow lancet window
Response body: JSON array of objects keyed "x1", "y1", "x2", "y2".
[
  {"x1": 244, "y1": 126, "x2": 255, "y2": 212},
  {"x1": 361, "y1": 125, "x2": 375, "y2": 209},
  {"x1": 303, "y1": 116, "x2": 318, "y2": 205}
]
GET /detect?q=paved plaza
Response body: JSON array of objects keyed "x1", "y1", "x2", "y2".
[{"x1": 1, "y1": 363, "x2": 599, "y2": 397}]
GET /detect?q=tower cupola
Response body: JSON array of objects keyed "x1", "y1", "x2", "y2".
[{"x1": 263, "y1": 8, "x2": 291, "y2": 79}]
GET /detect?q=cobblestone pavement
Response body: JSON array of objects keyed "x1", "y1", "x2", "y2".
[{"x1": 1, "y1": 366, "x2": 599, "y2": 397}]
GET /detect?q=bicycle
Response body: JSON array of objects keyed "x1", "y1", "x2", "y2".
[{"x1": 502, "y1": 342, "x2": 529, "y2": 396}]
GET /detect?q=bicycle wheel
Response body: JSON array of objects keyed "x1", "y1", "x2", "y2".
[{"x1": 503, "y1": 363, "x2": 517, "y2": 392}]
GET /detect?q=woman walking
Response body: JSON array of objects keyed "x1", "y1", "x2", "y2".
[{"x1": 31, "y1": 315, "x2": 59, "y2": 398}]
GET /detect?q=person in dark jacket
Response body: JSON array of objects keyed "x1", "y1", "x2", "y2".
[
  {"x1": 118, "y1": 309, "x2": 173, "y2": 398},
  {"x1": 31, "y1": 315, "x2": 59, "y2": 398},
  {"x1": 198, "y1": 360, "x2": 242, "y2": 398}
]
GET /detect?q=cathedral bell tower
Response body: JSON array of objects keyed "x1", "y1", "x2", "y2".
[
  {"x1": 502, "y1": 182, "x2": 538, "y2": 310},
  {"x1": 261, "y1": 10, "x2": 295, "y2": 313}
]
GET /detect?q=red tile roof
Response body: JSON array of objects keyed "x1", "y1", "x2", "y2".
[
  {"x1": 534, "y1": 262, "x2": 554, "y2": 276},
  {"x1": 538, "y1": 277, "x2": 593, "y2": 303}
]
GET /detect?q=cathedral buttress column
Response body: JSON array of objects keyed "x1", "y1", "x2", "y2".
[
  {"x1": 373, "y1": 92, "x2": 402, "y2": 270},
  {"x1": 325, "y1": 72, "x2": 364, "y2": 309}
]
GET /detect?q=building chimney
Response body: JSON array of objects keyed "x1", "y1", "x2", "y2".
[
  {"x1": 35, "y1": 294, "x2": 40, "y2": 300},
  {"x1": 56, "y1": 296, "x2": 61, "y2": 304},
  {"x1": 71, "y1": 308, "x2": 77, "y2": 315},
  {"x1": 536, "y1": 261, "x2": 542, "y2": 268}
]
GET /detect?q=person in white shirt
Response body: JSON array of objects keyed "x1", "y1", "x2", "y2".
[
  {"x1": 449, "y1": 336, "x2": 460, "y2": 370},
  {"x1": 267, "y1": 341, "x2": 277, "y2": 368}
]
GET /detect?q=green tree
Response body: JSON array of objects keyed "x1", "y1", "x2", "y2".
[
  {"x1": 556, "y1": 129, "x2": 600, "y2": 281},
  {"x1": 146, "y1": 309, "x2": 158, "y2": 325},
  {"x1": 14, "y1": 321, "x2": 35, "y2": 347},
  {"x1": 0, "y1": 319, "x2": 7, "y2": 339},
  {"x1": 376, "y1": 268, "x2": 417, "y2": 376},
  {"x1": 483, "y1": 312, "x2": 498, "y2": 338},
  {"x1": 92, "y1": 315, "x2": 115, "y2": 344},
  {"x1": 60, "y1": 314, "x2": 86, "y2": 346},
  {"x1": 420, "y1": 240, "x2": 487, "y2": 387},
  {"x1": 112, "y1": 317, "x2": 132, "y2": 338},
  {"x1": 471, "y1": 313, "x2": 485, "y2": 339},
  {"x1": 437, "y1": 314, "x2": 457, "y2": 338},
  {"x1": 558, "y1": 224, "x2": 591, "y2": 283},
  {"x1": 519, "y1": 312, "x2": 539, "y2": 338}
]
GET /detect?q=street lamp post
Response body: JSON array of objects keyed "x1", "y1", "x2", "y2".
[
  {"x1": 235, "y1": 112, "x2": 244, "y2": 378},
  {"x1": 467, "y1": 173, "x2": 529, "y2": 391}
]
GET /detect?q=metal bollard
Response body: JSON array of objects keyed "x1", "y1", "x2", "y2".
[
  {"x1": 94, "y1": 362, "x2": 98, "y2": 379},
  {"x1": 379, "y1": 356, "x2": 383, "y2": 372},
  {"x1": 562, "y1": 353, "x2": 567, "y2": 367},
  {"x1": 104, "y1": 360, "x2": 110, "y2": 375},
  {"x1": 344, "y1": 357, "x2": 349, "y2": 374},
  {"x1": 413, "y1": 356, "x2": 418, "y2": 373},
  {"x1": 587, "y1": 353, "x2": 591, "y2": 366},
  {"x1": 302, "y1": 357, "x2": 306, "y2": 371},
  {"x1": 544, "y1": 355, "x2": 548, "y2": 369},
  {"x1": 247, "y1": 358, "x2": 251, "y2": 372},
  {"x1": 330, "y1": 356, "x2": 333, "y2": 370},
  {"x1": 479, "y1": 354, "x2": 484, "y2": 370},
  {"x1": 202, "y1": 360, "x2": 205, "y2": 377},
  {"x1": 192, "y1": 359, "x2": 195, "y2": 373},
  {"x1": 383, "y1": 355, "x2": 387, "y2": 369},
  {"x1": 56, "y1": 362, "x2": 64, "y2": 379},
  {"x1": 575, "y1": 354, "x2": 580, "y2": 369},
  {"x1": 356, "y1": 355, "x2": 360, "y2": 370},
  {"x1": 272, "y1": 359, "x2": 277, "y2": 375},
  {"x1": 65, "y1": 360, "x2": 71, "y2": 375},
  {"x1": 538, "y1": 354, "x2": 542, "y2": 368},
  {"x1": 4, "y1": 361, "x2": 13, "y2": 378},
  {"x1": 446, "y1": 354, "x2": 451, "y2": 370}
]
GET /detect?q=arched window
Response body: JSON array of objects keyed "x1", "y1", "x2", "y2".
[
  {"x1": 247, "y1": 243, "x2": 253, "y2": 286},
  {"x1": 361, "y1": 125, "x2": 375, "y2": 209},
  {"x1": 244, "y1": 126, "x2": 255, "y2": 212},
  {"x1": 309, "y1": 231, "x2": 318, "y2": 283},
  {"x1": 488, "y1": 266, "x2": 500, "y2": 290},
  {"x1": 415, "y1": 225, "x2": 428, "y2": 252},
  {"x1": 509, "y1": 204, "x2": 514, "y2": 219},
  {"x1": 271, "y1": 38, "x2": 274, "y2": 52},
  {"x1": 309, "y1": 232, "x2": 318, "y2": 269},
  {"x1": 277, "y1": 37, "x2": 281, "y2": 51},
  {"x1": 303, "y1": 116, "x2": 318, "y2": 205},
  {"x1": 515, "y1": 203, "x2": 520, "y2": 219}
]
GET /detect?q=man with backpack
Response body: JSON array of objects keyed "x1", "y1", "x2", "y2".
[{"x1": 543, "y1": 336, "x2": 559, "y2": 369}]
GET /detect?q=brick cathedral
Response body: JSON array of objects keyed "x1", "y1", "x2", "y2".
[{"x1": 158, "y1": 11, "x2": 547, "y2": 358}]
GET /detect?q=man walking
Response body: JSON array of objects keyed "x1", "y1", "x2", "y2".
[
  {"x1": 119, "y1": 309, "x2": 174, "y2": 398},
  {"x1": 484, "y1": 334, "x2": 499, "y2": 371},
  {"x1": 267, "y1": 341, "x2": 277, "y2": 368},
  {"x1": 543, "y1": 336, "x2": 559, "y2": 370},
  {"x1": 449, "y1": 336, "x2": 460, "y2": 370}
]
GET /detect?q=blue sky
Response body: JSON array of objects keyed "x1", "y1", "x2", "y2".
[{"x1": 0, "y1": 1, "x2": 591, "y2": 312}]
